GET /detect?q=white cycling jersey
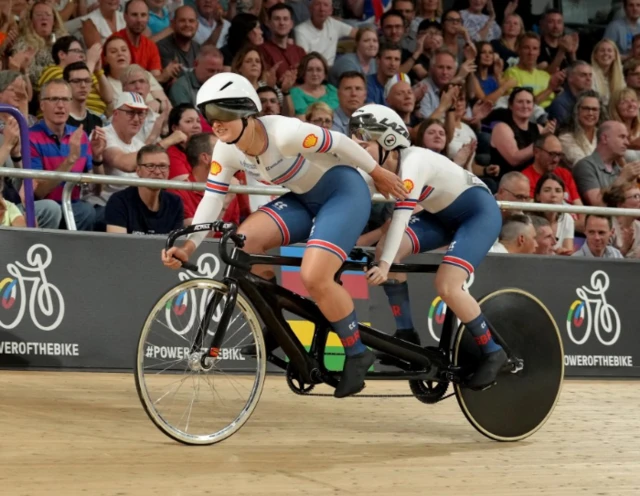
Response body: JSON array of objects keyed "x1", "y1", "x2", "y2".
[
  {"x1": 188, "y1": 115, "x2": 377, "y2": 247},
  {"x1": 379, "y1": 146, "x2": 490, "y2": 265}
]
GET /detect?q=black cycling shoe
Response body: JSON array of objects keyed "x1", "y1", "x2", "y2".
[
  {"x1": 334, "y1": 349, "x2": 375, "y2": 398},
  {"x1": 240, "y1": 327, "x2": 279, "y2": 357},
  {"x1": 466, "y1": 348, "x2": 508, "y2": 391},
  {"x1": 375, "y1": 328, "x2": 421, "y2": 364}
]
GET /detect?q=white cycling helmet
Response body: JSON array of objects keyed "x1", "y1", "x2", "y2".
[
  {"x1": 196, "y1": 73, "x2": 262, "y2": 124},
  {"x1": 348, "y1": 104, "x2": 411, "y2": 151}
]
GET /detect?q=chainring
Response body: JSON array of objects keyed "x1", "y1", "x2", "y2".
[
  {"x1": 286, "y1": 364, "x2": 316, "y2": 395},
  {"x1": 408, "y1": 379, "x2": 449, "y2": 404}
]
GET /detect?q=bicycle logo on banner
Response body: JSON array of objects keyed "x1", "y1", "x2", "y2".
[
  {"x1": 164, "y1": 253, "x2": 224, "y2": 336},
  {"x1": 0, "y1": 244, "x2": 65, "y2": 331},
  {"x1": 567, "y1": 270, "x2": 621, "y2": 346}
]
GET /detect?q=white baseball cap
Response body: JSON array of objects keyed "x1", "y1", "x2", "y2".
[
  {"x1": 384, "y1": 73, "x2": 412, "y2": 101},
  {"x1": 115, "y1": 91, "x2": 148, "y2": 111}
]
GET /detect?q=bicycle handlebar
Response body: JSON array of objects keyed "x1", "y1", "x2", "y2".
[{"x1": 165, "y1": 221, "x2": 246, "y2": 272}]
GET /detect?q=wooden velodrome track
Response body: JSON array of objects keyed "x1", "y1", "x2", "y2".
[{"x1": 1, "y1": 371, "x2": 639, "y2": 495}]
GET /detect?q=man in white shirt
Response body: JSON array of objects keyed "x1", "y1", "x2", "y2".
[
  {"x1": 194, "y1": 0, "x2": 230, "y2": 47},
  {"x1": 294, "y1": 0, "x2": 356, "y2": 66}
]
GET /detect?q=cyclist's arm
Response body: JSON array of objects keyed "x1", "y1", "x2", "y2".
[
  {"x1": 379, "y1": 158, "x2": 429, "y2": 266},
  {"x1": 281, "y1": 121, "x2": 377, "y2": 174},
  {"x1": 185, "y1": 144, "x2": 240, "y2": 251}
]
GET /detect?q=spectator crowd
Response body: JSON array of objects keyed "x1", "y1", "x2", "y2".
[{"x1": 1, "y1": 0, "x2": 640, "y2": 261}]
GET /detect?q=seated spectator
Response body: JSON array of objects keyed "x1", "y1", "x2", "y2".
[
  {"x1": 30, "y1": 79, "x2": 107, "y2": 231},
  {"x1": 105, "y1": 144, "x2": 184, "y2": 234},
  {"x1": 82, "y1": 0, "x2": 126, "y2": 47},
  {"x1": 417, "y1": 48, "x2": 468, "y2": 120},
  {"x1": 530, "y1": 215, "x2": 556, "y2": 255},
  {"x1": 219, "y1": 13, "x2": 262, "y2": 67},
  {"x1": 591, "y1": 39, "x2": 624, "y2": 105},
  {"x1": 294, "y1": 0, "x2": 356, "y2": 67},
  {"x1": 157, "y1": 6, "x2": 201, "y2": 71},
  {"x1": 38, "y1": 35, "x2": 112, "y2": 118},
  {"x1": 472, "y1": 41, "x2": 518, "y2": 105},
  {"x1": 167, "y1": 103, "x2": 202, "y2": 181},
  {"x1": 378, "y1": 11, "x2": 415, "y2": 71},
  {"x1": 573, "y1": 121, "x2": 640, "y2": 206},
  {"x1": 393, "y1": 0, "x2": 419, "y2": 52},
  {"x1": 538, "y1": 10, "x2": 580, "y2": 74},
  {"x1": 490, "y1": 87, "x2": 552, "y2": 180},
  {"x1": 558, "y1": 90, "x2": 604, "y2": 167},
  {"x1": 602, "y1": 183, "x2": 640, "y2": 258},
  {"x1": 257, "y1": 86, "x2": 282, "y2": 116},
  {"x1": 491, "y1": 213, "x2": 537, "y2": 254},
  {"x1": 572, "y1": 214, "x2": 623, "y2": 258},
  {"x1": 490, "y1": 11, "x2": 522, "y2": 69},
  {"x1": 503, "y1": 32, "x2": 565, "y2": 109},
  {"x1": 329, "y1": 27, "x2": 378, "y2": 87},
  {"x1": 63, "y1": 62, "x2": 105, "y2": 138},
  {"x1": 385, "y1": 74, "x2": 420, "y2": 130},
  {"x1": 609, "y1": 87, "x2": 640, "y2": 162},
  {"x1": 331, "y1": 72, "x2": 366, "y2": 135},
  {"x1": 623, "y1": 58, "x2": 640, "y2": 99},
  {"x1": 494, "y1": 171, "x2": 531, "y2": 221},
  {"x1": 460, "y1": 0, "x2": 500, "y2": 42},
  {"x1": 305, "y1": 101, "x2": 333, "y2": 129},
  {"x1": 192, "y1": 0, "x2": 229, "y2": 47},
  {"x1": 414, "y1": 118, "x2": 447, "y2": 152},
  {"x1": 290, "y1": 52, "x2": 338, "y2": 118},
  {"x1": 0, "y1": 186, "x2": 25, "y2": 227},
  {"x1": 102, "y1": 34, "x2": 169, "y2": 108},
  {"x1": 168, "y1": 44, "x2": 224, "y2": 106},
  {"x1": 532, "y1": 172, "x2": 575, "y2": 254},
  {"x1": 440, "y1": 9, "x2": 473, "y2": 65},
  {"x1": 410, "y1": 0, "x2": 442, "y2": 34},
  {"x1": 260, "y1": 4, "x2": 307, "y2": 82},
  {"x1": 146, "y1": 0, "x2": 172, "y2": 37},
  {"x1": 546, "y1": 61, "x2": 593, "y2": 127},
  {"x1": 405, "y1": 19, "x2": 444, "y2": 82},
  {"x1": 603, "y1": 0, "x2": 640, "y2": 57},
  {"x1": 366, "y1": 43, "x2": 402, "y2": 105},
  {"x1": 12, "y1": 1, "x2": 68, "y2": 86}
]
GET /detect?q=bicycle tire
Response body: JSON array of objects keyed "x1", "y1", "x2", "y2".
[
  {"x1": 453, "y1": 288, "x2": 564, "y2": 442},
  {"x1": 134, "y1": 278, "x2": 267, "y2": 446}
]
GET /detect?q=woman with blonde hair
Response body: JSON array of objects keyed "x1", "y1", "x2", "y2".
[
  {"x1": 591, "y1": 39, "x2": 624, "y2": 106},
  {"x1": 608, "y1": 87, "x2": 640, "y2": 162},
  {"x1": 12, "y1": 0, "x2": 68, "y2": 85},
  {"x1": 329, "y1": 27, "x2": 378, "y2": 86},
  {"x1": 305, "y1": 101, "x2": 334, "y2": 129},
  {"x1": 490, "y1": 11, "x2": 523, "y2": 69}
]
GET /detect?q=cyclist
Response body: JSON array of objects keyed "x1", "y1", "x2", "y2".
[
  {"x1": 351, "y1": 104, "x2": 507, "y2": 390},
  {"x1": 161, "y1": 74, "x2": 407, "y2": 398}
]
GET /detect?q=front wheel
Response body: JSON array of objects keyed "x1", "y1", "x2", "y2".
[
  {"x1": 135, "y1": 279, "x2": 266, "y2": 446},
  {"x1": 453, "y1": 288, "x2": 564, "y2": 442}
]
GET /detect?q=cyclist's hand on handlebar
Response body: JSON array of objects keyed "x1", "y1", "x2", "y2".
[
  {"x1": 162, "y1": 247, "x2": 189, "y2": 270},
  {"x1": 365, "y1": 261, "x2": 390, "y2": 286}
]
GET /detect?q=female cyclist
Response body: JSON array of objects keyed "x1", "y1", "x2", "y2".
[
  {"x1": 351, "y1": 104, "x2": 507, "y2": 390},
  {"x1": 161, "y1": 74, "x2": 407, "y2": 398}
]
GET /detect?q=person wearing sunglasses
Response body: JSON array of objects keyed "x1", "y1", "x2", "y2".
[
  {"x1": 354, "y1": 103, "x2": 506, "y2": 391},
  {"x1": 161, "y1": 73, "x2": 407, "y2": 399}
]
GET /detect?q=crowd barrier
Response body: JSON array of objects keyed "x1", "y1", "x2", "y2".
[{"x1": 1, "y1": 228, "x2": 638, "y2": 377}]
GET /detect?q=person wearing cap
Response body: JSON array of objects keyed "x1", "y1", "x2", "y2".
[
  {"x1": 101, "y1": 92, "x2": 188, "y2": 203},
  {"x1": 30, "y1": 79, "x2": 107, "y2": 231},
  {"x1": 366, "y1": 42, "x2": 403, "y2": 105}
]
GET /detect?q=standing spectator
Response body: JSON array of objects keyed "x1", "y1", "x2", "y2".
[
  {"x1": 260, "y1": 4, "x2": 307, "y2": 81},
  {"x1": 82, "y1": 0, "x2": 126, "y2": 47},
  {"x1": 603, "y1": 0, "x2": 640, "y2": 57},
  {"x1": 573, "y1": 120, "x2": 640, "y2": 206},
  {"x1": 603, "y1": 183, "x2": 640, "y2": 258},
  {"x1": 30, "y1": 80, "x2": 106, "y2": 231},
  {"x1": 494, "y1": 171, "x2": 531, "y2": 221},
  {"x1": 194, "y1": 0, "x2": 230, "y2": 47},
  {"x1": 63, "y1": 61, "x2": 105, "y2": 137},
  {"x1": 536, "y1": 9, "x2": 578, "y2": 74},
  {"x1": 105, "y1": 144, "x2": 184, "y2": 234},
  {"x1": 329, "y1": 26, "x2": 378, "y2": 86},
  {"x1": 530, "y1": 215, "x2": 556, "y2": 255},
  {"x1": 331, "y1": 71, "x2": 367, "y2": 135},
  {"x1": 491, "y1": 213, "x2": 538, "y2": 254},
  {"x1": 546, "y1": 61, "x2": 593, "y2": 127},
  {"x1": 460, "y1": 0, "x2": 500, "y2": 42},
  {"x1": 591, "y1": 39, "x2": 625, "y2": 105},
  {"x1": 572, "y1": 215, "x2": 623, "y2": 258},
  {"x1": 219, "y1": 13, "x2": 263, "y2": 67},
  {"x1": 157, "y1": 6, "x2": 201, "y2": 71},
  {"x1": 532, "y1": 172, "x2": 575, "y2": 255},
  {"x1": 558, "y1": 90, "x2": 605, "y2": 167},
  {"x1": 168, "y1": 44, "x2": 224, "y2": 106},
  {"x1": 294, "y1": 0, "x2": 356, "y2": 67},
  {"x1": 290, "y1": 52, "x2": 338, "y2": 118},
  {"x1": 366, "y1": 43, "x2": 402, "y2": 105}
]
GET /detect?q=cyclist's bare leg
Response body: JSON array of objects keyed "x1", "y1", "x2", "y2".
[
  {"x1": 236, "y1": 210, "x2": 283, "y2": 280},
  {"x1": 300, "y1": 247, "x2": 374, "y2": 398}
]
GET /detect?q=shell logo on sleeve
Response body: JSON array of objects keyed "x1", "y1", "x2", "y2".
[
  {"x1": 303, "y1": 134, "x2": 318, "y2": 148},
  {"x1": 210, "y1": 161, "x2": 222, "y2": 175},
  {"x1": 403, "y1": 179, "x2": 414, "y2": 193}
]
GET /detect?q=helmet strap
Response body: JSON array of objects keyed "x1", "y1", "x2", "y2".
[
  {"x1": 379, "y1": 147, "x2": 390, "y2": 166},
  {"x1": 228, "y1": 117, "x2": 249, "y2": 145}
]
